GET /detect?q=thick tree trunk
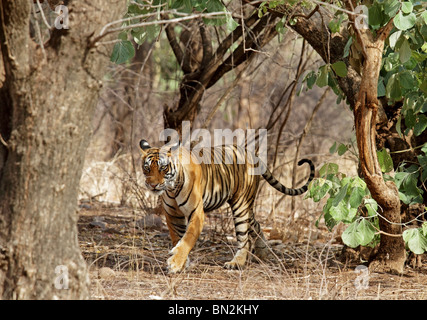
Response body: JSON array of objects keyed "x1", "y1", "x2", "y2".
[
  {"x1": 0, "y1": 0, "x2": 125, "y2": 299},
  {"x1": 348, "y1": 14, "x2": 406, "y2": 273}
]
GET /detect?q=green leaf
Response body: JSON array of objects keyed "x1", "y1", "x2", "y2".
[
  {"x1": 389, "y1": 30, "x2": 402, "y2": 49},
  {"x1": 110, "y1": 40, "x2": 135, "y2": 64},
  {"x1": 319, "y1": 163, "x2": 339, "y2": 177},
  {"x1": 385, "y1": 74, "x2": 402, "y2": 100},
  {"x1": 171, "y1": 0, "x2": 193, "y2": 13},
  {"x1": 399, "y1": 70, "x2": 417, "y2": 89},
  {"x1": 308, "y1": 179, "x2": 332, "y2": 202},
  {"x1": 364, "y1": 199, "x2": 378, "y2": 217},
  {"x1": 349, "y1": 187, "x2": 365, "y2": 208},
  {"x1": 342, "y1": 221, "x2": 363, "y2": 248},
  {"x1": 403, "y1": 228, "x2": 427, "y2": 254},
  {"x1": 305, "y1": 71, "x2": 317, "y2": 89},
  {"x1": 414, "y1": 114, "x2": 427, "y2": 136},
  {"x1": 384, "y1": 0, "x2": 400, "y2": 17},
  {"x1": 368, "y1": 3, "x2": 383, "y2": 26},
  {"x1": 357, "y1": 219, "x2": 376, "y2": 246},
  {"x1": 316, "y1": 65, "x2": 329, "y2": 88},
  {"x1": 404, "y1": 108, "x2": 416, "y2": 129},
  {"x1": 350, "y1": 176, "x2": 367, "y2": 190},
  {"x1": 323, "y1": 207, "x2": 337, "y2": 231},
  {"x1": 399, "y1": 38, "x2": 412, "y2": 63},
  {"x1": 420, "y1": 80, "x2": 427, "y2": 95},
  {"x1": 330, "y1": 201, "x2": 356, "y2": 223},
  {"x1": 331, "y1": 61, "x2": 348, "y2": 77},
  {"x1": 337, "y1": 143, "x2": 348, "y2": 156},
  {"x1": 394, "y1": 167, "x2": 423, "y2": 205},
  {"x1": 328, "y1": 19, "x2": 341, "y2": 33},
  {"x1": 206, "y1": 0, "x2": 224, "y2": 13},
  {"x1": 378, "y1": 77, "x2": 386, "y2": 97},
  {"x1": 329, "y1": 141, "x2": 337, "y2": 154},
  {"x1": 393, "y1": 11, "x2": 416, "y2": 30},
  {"x1": 422, "y1": 10, "x2": 427, "y2": 24},
  {"x1": 276, "y1": 19, "x2": 285, "y2": 34},
  {"x1": 332, "y1": 183, "x2": 349, "y2": 207},
  {"x1": 384, "y1": 52, "x2": 400, "y2": 72},
  {"x1": 343, "y1": 36, "x2": 353, "y2": 58},
  {"x1": 401, "y1": 2, "x2": 413, "y2": 14},
  {"x1": 422, "y1": 222, "x2": 427, "y2": 237},
  {"x1": 225, "y1": 11, "x2": 239, "y2": 32},
  {"x1": 377, "y1": 149, "x2": 394, "y2": 173},
  {"x1": 417, "y1": 153, "x2": 427, "y2": 182}
]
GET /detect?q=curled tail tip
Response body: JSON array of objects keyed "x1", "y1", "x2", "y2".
[{"x1": 297, "y1": 158, "x2": 313, "y2": 166}]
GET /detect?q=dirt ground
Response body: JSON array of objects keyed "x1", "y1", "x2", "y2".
[{"x1": 78, "y1": 202, "x2": 427, "y2": 300}]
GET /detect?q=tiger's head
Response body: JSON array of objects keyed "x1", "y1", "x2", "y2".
[{"x1": 139, "y1": 139, "x2": 179, "y2": 195}]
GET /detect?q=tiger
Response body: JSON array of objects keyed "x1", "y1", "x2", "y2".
[{"x1": 139, "y1": 139, "x2": 315, "y2": 273}]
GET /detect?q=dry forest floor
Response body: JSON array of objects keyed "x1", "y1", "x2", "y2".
[{"x1": 78, "y1": 202, "x2": 427, "y2": 300}]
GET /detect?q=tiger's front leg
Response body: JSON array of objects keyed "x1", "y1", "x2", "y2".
[{"x1": 165, "y1": 203, "x2": 205, "y2": 273}]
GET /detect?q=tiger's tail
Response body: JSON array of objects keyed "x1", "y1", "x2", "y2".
[{"x1": 262, "y1": 159, "x2": 315, "y2": 196}]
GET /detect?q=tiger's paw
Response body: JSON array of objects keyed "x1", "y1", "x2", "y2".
[
  {"x1": 224, "y1": 249, "x2": 248, "y2": 270},
  {"x1": 167, "y1": 255, "x2": 186, "y2": 273},
  {"x1": 167, "y1": 245, "x2": 189, "y2": 273}
]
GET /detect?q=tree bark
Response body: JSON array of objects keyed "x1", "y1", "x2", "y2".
[{"x1": 0, "y1": 0, "x2": 125, "y2": 299}]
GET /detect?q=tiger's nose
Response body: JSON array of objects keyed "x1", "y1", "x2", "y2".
[{"x1": 148, "y1": 182, "x2": 159, "y2": 189}]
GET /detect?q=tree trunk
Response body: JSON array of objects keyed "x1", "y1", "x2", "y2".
[
  {"x1": 0, "y1": 0, "x2": 125, "y2": 299},
  {"x1": 347, "y1": 13, "x2": 406, "y2": 273}
]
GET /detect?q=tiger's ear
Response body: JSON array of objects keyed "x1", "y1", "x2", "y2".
[
  {"x1": 162, "y1": 139, "x2": 180, "y2": 156},
  {"x1": 169, "y1": 140, "x2": 180, "y2": 152},
  {"x1": 139, "y1": 140, "x2": 151, "y2": 154}
]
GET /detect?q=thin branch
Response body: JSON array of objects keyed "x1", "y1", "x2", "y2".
[
  {"x1": 0, "y1": 133, "x2": 8, "y2": 148},
  {"x1": 345, "y1": 0, "x2": 367, "y2": 58},
  {"x1": 32, "y1": 3, "x2": 47, "y2": 61},
  {"x1": 310, "y1": 0, "x2": 368, "y2": 17},
  {"x1": 35, "y1": 0, "x2": 52, "y2": 29},
  {"x1": 202, "y1": 59, "x2": 253, "y2": 129},
  {"x1": 292, "y1": 4, "x2": 319, "y2": 19},
  {"x1": 95, "y1": 11, "x2": 229, "y2": 44},
  {"x1": 266, "y1": 82, "x2": 294, "y2": 130},
  {"x1": 272, "y1": 40, "x2": 307, "y2": 169}
]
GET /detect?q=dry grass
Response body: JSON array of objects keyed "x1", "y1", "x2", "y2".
[{"x1": 78, "y1": 203, "x2": 427, "y2": 300}]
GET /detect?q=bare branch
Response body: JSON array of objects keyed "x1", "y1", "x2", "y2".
[
  {"x1": 292, "y1": 4, "x2": 319, "y2": 19},
  {"x1": 164, "y1": 22, "x2": 188, "y2": 72},
  {"x1": 208, "y1": 13, "x2": 277, "y2": 88},
  {"x1": 96, "y1": 11, "x2": 228, "y2": 42}
]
